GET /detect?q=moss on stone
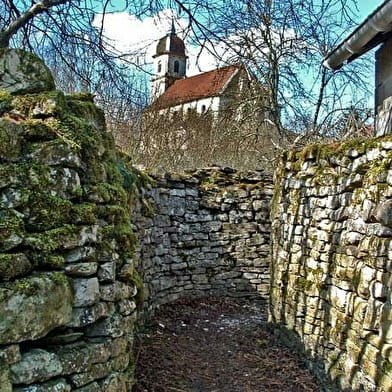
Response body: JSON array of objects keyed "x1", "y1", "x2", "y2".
[
  {"x1": 30, "y1": 253, "x2": 65, "y2": 269},
  {"x1": 22, "y1": 118, "x2": 60, "y2": 141},
  {"x1": 312, "y1": 167, "x2": 339, "y2": 186},
  {"x1": 296, "y1": 277, "x2": 313, "y2": 291},
  {"x1": 362, "y1": 154, "x2": 392, "y2": 187},
  {"x1": 0, "y1": 164, "x2": 18, "y2": 189},
  {"x1": 65, "y1": 96, "x2": 106, "y2": 132},
  {"x1": 140, "y1": 199, "x2": 154, "y2": 218},
  {"x1": 70, "y1": 203, "x2": 97, "y2": 225},
  {"x1": 59, "y1": 113, "x2": 101, "y2": 151},
  {"x1": 100, "y1": 224, "x2": 136, "y2": 255},
  {"x1": 295, "y1": 143, "x2": 337, "y2": 163},
  {"x1": 86, "y1": 182, "x2": 127, "y2": 204},
  {"x1": 0, "y1": 119, "x2": 24, "y2": 162},
  {"x1": 97, "y1": 205, "x2": 128, "y2": 224},
  {"x1": 0, "y1": 253, "x2": 32, "y2": 280},
  {"x1": 105, "y1": 161, "x2": 123, "y2": 185},
  {"x1": 0, "y1": 254, "x2": 16, "y2": 277},
  {"x1": 13, "y1": 277, "x2": 41, "y2": 296},
  {"x1": 131, "y1": 269, "x2": 145, "y2": 308},
  {"x1": 26, "y1": 193, "x2": 73, "y2": 231},
  {"x1": 50, "y1": 271, "x2": 69, "y2": 285},
  {"x1": 24, "y1": 225, "x2": 80, "y2": 252},
  {"x1": 0, "y1": 90, "x2": 12, "y2": 115},
  {"x1": 67, "y1": 92, "x2": 95, "y2": 102},
  {"x1": 11, "y1": 90, "x2": 66, "y2": 118},
  {"x1": 0, "y1": 210, "x2": 24, "y2": 252},
  {"x1": 114, "y1": 224, "x2": 136, "y2": 252}
]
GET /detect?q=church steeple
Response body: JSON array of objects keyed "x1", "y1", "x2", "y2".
[
  {"x1": 170, "y1": 18, "x2": 176, "y2": 35},
  {"x1": 151, "y1": 20, "x2": 187, "y2": 101}
]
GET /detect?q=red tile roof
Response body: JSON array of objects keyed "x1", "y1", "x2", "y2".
[{"x1": 152, "y1": 65, "x2": 240, "y2": 109}]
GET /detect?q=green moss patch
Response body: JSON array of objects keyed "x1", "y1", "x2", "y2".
[
  {"x1": 0, "y1": 90, "x2": 12, "y2": 115},
  {"x1": 0, "y1": 253, "x2": 32, "y2": 280},
  {"x1": 0, "y1": 210, "x2": 24, "y2": 252},
  {"x1": 24, "y1": 225, "x2": 81, "y2": 252}
]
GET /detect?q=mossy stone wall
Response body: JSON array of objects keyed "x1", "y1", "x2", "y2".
[
  {"x1": 270, "y1": 137, "x2": 392, "y2": 391},
  {"x1": 0, "y1": 57, "x2": 139, "y2": 390}
]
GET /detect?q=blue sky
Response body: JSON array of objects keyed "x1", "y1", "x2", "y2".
[
  {"x1": 96, "y1": 0, "x2": 381, "y2": 114},
  {"x1": 357, "y1": 0, "x2": 385, "y2": 19},
  {"x1": 98, "y1": 0, "x2": 387, "y2": 74}
]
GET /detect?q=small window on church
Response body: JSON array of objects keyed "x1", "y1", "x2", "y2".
[
  {"x1": 158, "y1": 61, "x2": 162, "y2": 73},
  {"x1": 201, "y1": 105, "x2": 206, "y2": 113},
  {"x1": 174, "y1": 60, "x2": 179, "y2": 73}
]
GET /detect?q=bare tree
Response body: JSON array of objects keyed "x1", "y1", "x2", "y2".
[
  {"x1": 0, "y1": 0, "x2": 152, "y2": 112},
  {"x1": 137, "y1": 0, "x2": 373, "y2": 141},
  {"x1": 1, "y1": 0, "x2": 373, "y2": 152},
  {"x1": 112, "y1": 78, "x2": 282, "y2": 172}
]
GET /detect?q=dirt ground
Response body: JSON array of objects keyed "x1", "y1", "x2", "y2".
[{"x1": 133, "y1": 297, "x2": 321, "y2": 392}]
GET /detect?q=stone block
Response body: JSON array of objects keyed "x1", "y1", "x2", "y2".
[
  {"x1": 53, "y1": 341, "x2": 112, "y2": 375},
  {"x1": 85, "y1": 313, "x2": 136, "y2": 338},
  {"x1": 10, "y1": 349, "x2": 62, "y2": 385},
  {"x1": 27, "y1": 140, "x2": 82, "y2": 168},
  {"x1": 0, "y1": 365, "x2": 12, "y2": 392},
  {"x1": 0, "y1": 49, "x2": 55, "y2": 94},
  {"x1": 0, "y1": 209, "x2": 24, "y2": 252},
  {"x1": 99, "y1": 372, "x2": 127, "y2": 392},
  {"x1": 100, "y1": 281, "x2": 136, "y2": 302},
  {"x1": 0, "y1": 345, "x2": 20, "y2": 366},
  {"x1": 73, "y1": 382, "x2": 101, "y2": 392},
  {"x1": 0, "y1": 273, "x2": 73, "y2": 344},
  {"x1": 14, "y1": 378, "x2": 71, "y2": 392},
  {"x1": 72, "y1": 277, "x2": 100, "y2": 307},
  {"x1": 0, "y1": 253, "x2": 32, "y2": 281},
  {"x1": 66, "y1": 302, "x2": 115, "y2": 328},
  {"x1": 65, "y1": 262, "x2": 98, "y2": 277},
  {"x1": 118, "y1": 299, "x2": 136, "y2": 316},
  {"x1": 98, "y1": 262, "x2": 116, "y2": 283},
  {"x1": 64, "y1": 247, "x2": 96, "y2": 263},
  {"x1": 70, "y1": 361, "x2": 114, "y2": 388}
]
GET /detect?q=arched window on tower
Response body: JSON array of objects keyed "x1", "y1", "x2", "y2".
[
  {"x1": 157, "y1": 61, "x2": 162, "y2": 73},
  {"x1": 174, "y1": 60, "x2": 179, "y2": 73}
]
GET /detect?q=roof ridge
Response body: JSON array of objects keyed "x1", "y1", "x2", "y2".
[
  {"x1": 184, "y1": 63, "x2": 240, "y2": 80},
  {"x1": 152, "y1": 64, "x2": 243, "y2": 110}
]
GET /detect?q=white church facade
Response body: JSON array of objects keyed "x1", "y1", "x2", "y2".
[{"x1": 150, "y1": 23, "x2": 265, "y2": 119}]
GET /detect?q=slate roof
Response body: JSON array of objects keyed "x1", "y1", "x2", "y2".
[
  {"x1": 152, "y1": 64, "x2": 240, "y2": 109},
  {"x1": 155, "y1": 34, "x2": 186, "y2": 57}
]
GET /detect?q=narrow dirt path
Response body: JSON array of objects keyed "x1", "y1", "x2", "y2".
[{"x1": 133, "y1": 297, "x2": 321, "y2": 392}]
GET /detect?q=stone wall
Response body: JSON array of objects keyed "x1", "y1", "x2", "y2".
[
  {"x1": 0, "y1": 49, "x2": 139, "y2": 391},
  {"x1": 270, "y1": 137, "x2": 392, "y2": 391},
  {"x1": 132, "y1": 167, "x2": 272, "y2": 313},
  {"x1": 0, "y1": 48, "x2": 275, "y2": 391}
]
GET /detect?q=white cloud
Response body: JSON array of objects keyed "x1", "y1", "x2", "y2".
[{"x1": 93, "y1": 9, "x2": 227, "y2": 76}]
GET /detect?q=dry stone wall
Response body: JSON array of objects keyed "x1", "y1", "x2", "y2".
[
  {"x1": 0, "y1": 49, "x2": 139, "y2": 391},
  {"x1": 0, "y1": 48, "x2": 275, "y2": 391},
  {"x1": 270, "y1": 137, "x2": 392, "y2": 391},
  {"x1": 132, "y1": 167, "x2": 272, "y2": 313}
]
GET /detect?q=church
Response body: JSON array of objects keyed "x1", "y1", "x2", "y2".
[{"x1": 149, "y1": 23, "x2": 264, "y2": 119}]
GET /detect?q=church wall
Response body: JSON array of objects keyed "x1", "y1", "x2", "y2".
[{"x1": 162, "y1": 96, "x2": 221, "y2": 116}]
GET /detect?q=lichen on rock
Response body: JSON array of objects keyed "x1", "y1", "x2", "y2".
[
  {"x1": 0, "y1": 273, "x2": 73, "y2": 344},
  {"x1": 0, "y1": 49, "x2": 55, "y2": 94}
]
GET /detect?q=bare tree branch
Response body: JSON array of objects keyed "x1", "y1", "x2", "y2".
[{"x1": 0, "y1": 0, "x2": 68, "y2": 48}]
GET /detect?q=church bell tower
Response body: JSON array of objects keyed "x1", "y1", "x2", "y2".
[{"x1": 151, "y1": 21, "x2": 187, "y2": 100}]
